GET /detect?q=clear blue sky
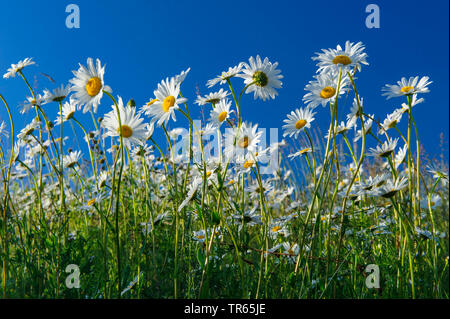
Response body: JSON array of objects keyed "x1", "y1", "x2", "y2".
[{"x1": 0, "y1": 0, "x2": 448, "y2": 158}]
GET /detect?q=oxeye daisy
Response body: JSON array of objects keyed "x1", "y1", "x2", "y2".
[
  {"x1": 98, "y1": 171, "x2": 109, "y2": 188},
  {"x1": 43, "y1": 84, "x2": 72, "y2": 103},
  {"x1": 178, "y1": 177, "x2": 202, "y2": 212},
  {"x1": 378, "y1": 176, "x2": 408, "y2": 198},
  {"x1": 282, "y1": 107, "x2": 316, "y2": 138},
  {"x1": 144, "y1": 122, "x2": 155, "y2": 140},
  {"x1": 232, "y1": 207, "x2": 263, "y2": 229},
  {"x1": 145, "y1": 77, "x2": 187, "y2": 127},
  {"x1": 70, "y1": 58, "x2": 111, "y2": 113},
  {"x1": 378, "y1": 109, "x2": 403, "y2": 134},
  {"x1": 63, "y1": 150, "x2": 82, "y2": 168},
  {"x1": 382, "y1": 76, "x2": 432, "y2": 99},
  {"x1": 238, "y1": 55, "x2": 283, "y2": 101},
  {"x1": 303, "y1": 71, "x2": 348, "y2": 109},
  {"x1": 325, "y1": 117, "x2": 356, "y2": 139},
  {"x1": 312, "y1": 41, "x2": 368, "y2": 74},
  {"x1": 287, "y1": 147, "x2": 312, "y2": 159},
  {"x1": 17, "y1": 118, "x2": 41, "y2": 140},
  {"x1": 195, "y1": 88, "x2": 230, "y2": 106},
  {"x1": 282, "y1": 242, "x2": 300, "y2": 262},
  {"x1": 368, "y1": 138, "x2": 398, "y2": 158},
  {"x1": 421, "y1": 194, "x2": 442, "y2": 209},
  {"x1": 236, "y1": 147, "x2": 269, "y2": 174},
  {"x1": 393, "y1": 144, "x2": 408, "y2": 169},
  {"x1": 174, "y1": 67, "x2": 191, "y2": 86},
  {"x1": 223, "y1": 122, "x2": 262, "y2": 160},
  {"x1": 427, "y1": 164, "x2": 448, "y2": 183},
  {"x1": 208, "y1": 98, "x2": 234, "y2": 127},
  {"x1": 56, "y1": 97, "x2": 80, "y2": 125},
  {"x1": 400, "y1": 94, "x2": 424, "y2": 113},
  {"x1": 102, "y1": 96, "x2": 147, "y2": 149},
  {"x1": 0, "y1": 121, "x2": 8, "y2": 139},
  {"x1": 3, "y1": 57, "x2": 35, "y2": 79},
  {"x1": 347, "y1": 97, "x2": 363, "y2": 122},
  {"x1": 354, "y1": 116, "x2": 373, "y2": 142},
  {"x1": 206, "y1": 64, "x2": 243, "y2": 88},
  {"x1": 20, "y1": 94, "x2": 45, "y2": 114}
]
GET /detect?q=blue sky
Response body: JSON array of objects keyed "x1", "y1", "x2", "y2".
[{"x1": 0, "y1": 0, "x2": 448, "y2": 158}]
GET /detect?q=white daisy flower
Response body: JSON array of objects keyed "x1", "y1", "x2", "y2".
[
  {"x1": 368, "y1": 138, "x2": 398, "y2": 158},
  {"x1": 377, "y1": 176, "x2": 408, "y2": 198},
  {"x1": 282, "y1": 242, "x2": 299, "y2": 262},
  {"x1": 3, "y1": 57, "x2": 35, "y2": 79},
  {"x1": 145, "y1": 77, "x2": 187, "y2": 127},
  {"x1": 56, "y1": 97, "x2": 80, "y2": 125},
  {"x1": 20, "y1": 94, "x2": 45, "y2": 114},
  {"x1": 98, "y1": 171, "x2": 109, "y2": 188},
  {"x1": 223, "y1": 122, "x2": 262, "y2": 160},
  {"x1": 208, "y1": 98, "x2": 234, "y2": 127},
  {"x1": 282, "y1": 107, "x2": 316, "y2": 138},
  {"x1": 394, "y1": 144, "x2": 408, "y2": 169},
  {"x1": 347, "y1": 97, "x2": 363, "y2": 121},
  {"x1": 70, "y1": 58, "x2": 111, "y2": 113},
  {"x1": 325, "y1": 117, "x2": 356, "y2": 138},
  {"x1": 43, "y1": 84, "x2": 72, "y2": 103},
  {"x1": 231, "y1": 206, "x2": 262, "y2": 227},
  {"x1": 303, "y1": 71, "x2": 348, "y2": 109},
  {"x1": 238, "y1": 55, "x2": 283, "y2": 101},
  {"x1": 178, "y1": 177, "x2": 202, "y2": 212},
  {"x1": 102, "y1": 96, "x2": 147, "y2": 149},
  {"x1": 0, "y1": 121, "x2": 9, "y2": 139},
  {"x1": 144, "y1": 122, "x2": 155, "y2": 140},
  {"x1": 236, "y1": 147, "x2": 270, "y2": 174},
  {"x1": 288, "y1": 147, "x2": 312, "y2": 159},
  {"x1": 206, "y1": 64, "x2": 243, "y2": 88},
  {"x1": 400, "y1": 94, "x2": 424, "y2": 113},
  {"x1": 312, "y1": 41, "x2": 368, "y2": 74},
  {"x1": 378, "y1": 109, "x2": 403, "y2": 134},
  {"x1": 17, "y1": 118, "x2": 41, "y2": 140},
  {"x1": 421, "y1": 194, "x2": 442, "y2": 210},
  {"x1": 174, "y1": 68, "x2": 190, "y2": 86},
  {"x1": 354, "y1": 116, "x2": 373, "y2": 142},
  {"x1": 195, "y1": 88, "x2": 230, "y2": 106},
  {"x1": 63, "y1": 150, "x2": 82, "y2": 168},
  {"x1": 427, "y1": 164, "x2": 448, "y2": 183},
  {"x1": 382, "y1": 76, "x2": 432, "y2": 99}
]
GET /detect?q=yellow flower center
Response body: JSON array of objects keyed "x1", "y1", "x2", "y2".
[
  {"x1": 88, "y1": 198, "x2": 96, "y2": 206},
  {"x1": 288, "y1": 249, "x2": 294, "y2": 255},
  {"x1": 196, "y1": 235, "x2": 205, "y2": 240},
  {"x1": 320, "y1": 86, "x2": 336, "y2": 99},
  {"x1": 218, "y1": 111, "x2": 228, "y2": 122},
  {"x1": 206, "y1": 171, "x2": 212, "y2": 178},
  {"x1": 146, "y1": 99, "x2": 158, "y2": 107},
  {"x1": 86, "y1": 77, "x2": 102, "y2": 97},
  {"x1": 430, "y1": 201, "x2": 435, "y2": 207},
  {"x1": 295, "y1": 119, "x2": 307, "y2": 130},
  {"x1": 272, "y1": 226, "x2": 281, "y2": 233},
  {"x1": 252, "y1": 71, "x2": 269, "y2": 87},
  {"x1": 243, "y1": 160, "x2": 254, "y2": 169},
  {"x1": 117, "y1": 124, "x2": 133, "y2": 138},
  {"x1": 162, "y1": 96, "x2": 176, "y2": 113},
  {"x1": 238, "y1": 136, "x2": 250, "y2": 149},
  {"x1": 332, "y1": 55, "x2": 352, "y2": 65},
  {"x1": 299, "y1": 148, "x2": 310, "y2": 155},
  {"x1": 228, "y1": 179, "x2": 235, "y2": 185},
  {"x1": 400, "y1": 86, "x2": 414, "y2": 94}
]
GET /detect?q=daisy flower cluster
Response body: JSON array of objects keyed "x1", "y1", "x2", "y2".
[{"x1": 0, "y1": 43, "x2": 447, "y2": 299}]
